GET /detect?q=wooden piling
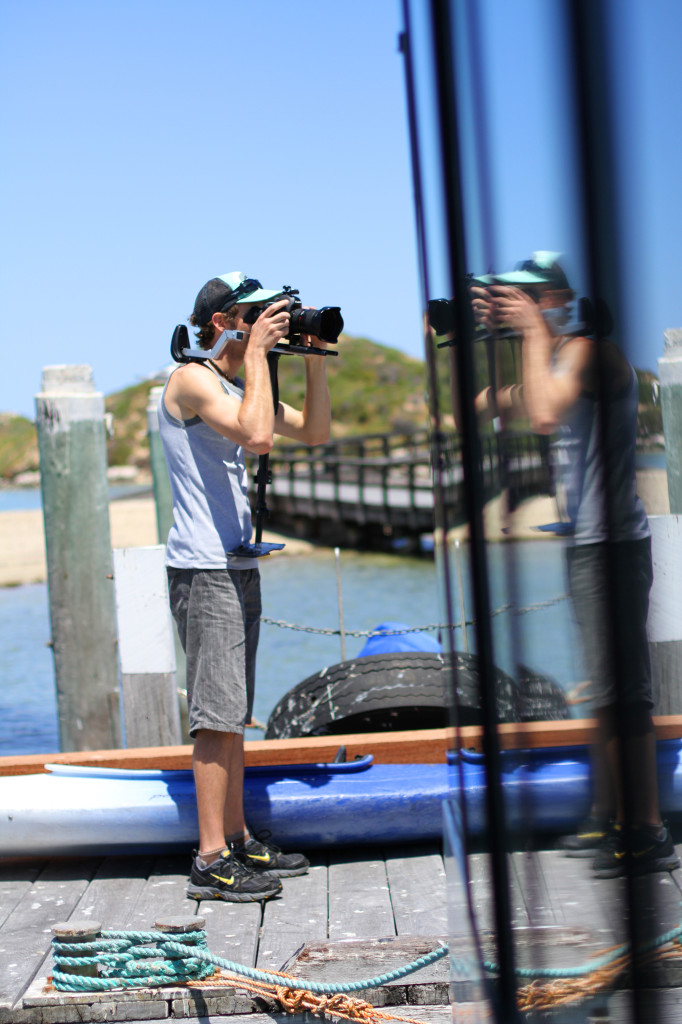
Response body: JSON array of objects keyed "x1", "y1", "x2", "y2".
[
  {"x1": 648, "y1": 515, "x2": 682, "y2": 714},
  {"x1": 146, "y1": 383, "x2": 188, "y2": 739},
  {"x1": 659, "y1": 328, "x2": 682, "y2": 513},
  {"x1": 112, "y1": 545, "x2": 182, "y2": 747},
  {"x1": 36, "y1": 365, "x2": 120, "y2": 752},
  {"x1": 146, "y1": 384, "x2": 174, "y2": 545}
]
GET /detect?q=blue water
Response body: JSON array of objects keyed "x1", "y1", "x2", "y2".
[
  {"x1": 0, "y1": 485, "x2": 151, "y2": 513},
  {"x1": 0, "y1": 541, "x2": 585, "y2": 756}
]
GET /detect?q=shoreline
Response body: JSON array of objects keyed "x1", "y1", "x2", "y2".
[{"x1": 0, "y1": 468, "x2": 670, "y2": 588}]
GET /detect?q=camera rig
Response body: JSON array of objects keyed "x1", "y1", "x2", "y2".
[{"x1": 169, "y1": 287, "x2": 343, "y2": 559}]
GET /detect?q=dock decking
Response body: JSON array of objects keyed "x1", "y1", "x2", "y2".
[{"x1": 2, "y1": 842, "x2": 682, "y2": 1023}]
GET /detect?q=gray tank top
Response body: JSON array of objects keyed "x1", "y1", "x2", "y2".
[
  {"x1": 552, "y1": 345, "x2": 649, "y2": 545},
  {"x1": 158, "y1": 365, "x2": 257, "y2": 570}
]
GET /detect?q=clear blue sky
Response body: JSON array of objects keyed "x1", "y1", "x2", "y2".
[{"x1": 1, "y1": 0, "x2": 681, "y2": 419}]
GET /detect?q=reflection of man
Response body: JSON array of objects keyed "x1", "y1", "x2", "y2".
[
  {"x1": 472, "y1": 252, "x2": 679, "y2": 878},
  {"x1": 160, "y1": 271, "x2": 331, "y2": 901}
]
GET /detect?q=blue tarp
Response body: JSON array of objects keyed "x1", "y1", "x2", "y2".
[{"x1": 357, "y1": 621, "x2": 442, "y2": 657}]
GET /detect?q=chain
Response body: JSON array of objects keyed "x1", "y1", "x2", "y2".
[{"x1": 260, "y1": 594, "x2": 569, "y2": 638}]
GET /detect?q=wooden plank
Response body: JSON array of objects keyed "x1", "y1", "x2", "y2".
[
  {"x1": 257, "y1": 861, "x2": 329, "y2": 970},
  {"x1": 200, "y1": 898, "x2": 262, "y2": 966},
  {"x1": 4, "y1": 715, "x2": 682, "y2": 776},
  {"x1": 3, "y1": 712, "x2": 679, "y2": 774},
  {"x1": 385, "y1": 844, "x2": 448, "y2": 937},
  {"x1": 0, "y1": 863, "x2": 44, "y2": 931},
  {"x1": 328, "y1": 851, "x2": 395, "y2": 941},
  {"x1": 123, "y1": 854, "x2": 196, "y2": 930},
  {"x1": 38, "y1": 855, "x2": 155, "y2": 982},
  {"x1": 0, "y1": 858, "x2": 99, "y2": 1021},
  {"x1": 281, "y1": 935, "x2": 450, "y2": 1006},
  {"x1": 508, "y1": 849, "x2": 558, "y2": 927}
]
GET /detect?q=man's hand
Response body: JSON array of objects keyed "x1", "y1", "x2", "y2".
[
  {"x1": 247, "y1": 299, "x2": 291, "y2": 354},
  {"x1": 489, "y1": 286, "x2": 544, "y2": 333},
  {"x1": 299, "y1": 307, "x2": 328, "y2": 353}
]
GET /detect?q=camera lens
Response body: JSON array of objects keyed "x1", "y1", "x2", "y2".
[{"x1": 290, "y1": 307, "x2": 343, "y2": 343}]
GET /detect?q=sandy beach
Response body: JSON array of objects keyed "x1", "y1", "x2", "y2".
[{"x1": 0, "y1": 469, "x2": 670, "y2": 588}]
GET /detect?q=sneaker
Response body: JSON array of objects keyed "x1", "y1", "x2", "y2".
[
  {"x1": 233, "y1": 830, "x2": 310, "y2": 877},
  {"x1": 558, "y1": 815, "x2": 611, "y2": 857},
  {"x1": 186, "y1": 848, "x2": 282, "y2": 902},
  {"x1": 593, "y1": 823, "x2": 680, "y2": 879}
]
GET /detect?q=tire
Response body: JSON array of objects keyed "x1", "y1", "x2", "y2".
[
  {"x1": 516, "y1": 664, "x2": 571, "y2": 721},
  {"x1": 265, "y1": 651, "x2": 525, "y2": 739}
]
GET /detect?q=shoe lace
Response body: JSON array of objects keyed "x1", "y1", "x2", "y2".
[{"x1": 248, "y1": 828, "x2": 282, "y2": 854}]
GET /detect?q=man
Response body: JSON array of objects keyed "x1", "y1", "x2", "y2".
[
  {"x1": 159, "y1": 271, "x2": 331, "y2": 901},
  {"x1": 471, "y1": 252, "x2": 679, "y2": 878}
]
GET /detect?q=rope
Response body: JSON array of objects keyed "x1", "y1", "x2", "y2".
[
  {"x1": 260, "y1": 593, "x2": 568, "y2": 637},
  {"x1": 52, "y1": 919, "x2": 682, "y2": 1016}
]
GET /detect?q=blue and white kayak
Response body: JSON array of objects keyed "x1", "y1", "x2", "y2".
[{"x1": 2, "y1": 741, "x2": 682, "y2": 858}]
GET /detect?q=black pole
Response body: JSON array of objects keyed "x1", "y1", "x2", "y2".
[
  {"x1": 253, "y1": 352, "x2": 281, "y2": 547},
  {"x1": 428, "y1": 0, "x2": 520, "y2": 1019}
]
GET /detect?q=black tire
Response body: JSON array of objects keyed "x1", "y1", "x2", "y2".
[
  {"x1": 265, "y1": 651, "x2": 522, "y2": 739},
  {"x1": 516, "y1": 664, "x2": 571, "y2": 721}
]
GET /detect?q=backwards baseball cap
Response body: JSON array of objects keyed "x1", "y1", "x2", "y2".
[
  {"x1": 491, "y1": 251, "x2": 572, "y2": 291},
  {"x1": 192, "y1": 271, "x2": 285, "y2": 326}
]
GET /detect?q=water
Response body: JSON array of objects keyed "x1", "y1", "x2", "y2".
[
  {"x1": 0, "y1": 485, "x2": 151, "y2": 513},
  {"x1": 0, "y1": 541, "x2": 585, "y2": 756}
]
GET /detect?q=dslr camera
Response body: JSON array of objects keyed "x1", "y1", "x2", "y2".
[{"x1": 242, "y1": 286, "x2": 343, "y2": 346}]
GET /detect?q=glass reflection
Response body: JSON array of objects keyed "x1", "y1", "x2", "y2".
[{"x1": 402, "y1": 0, "x2": 680, "y2": 1020}]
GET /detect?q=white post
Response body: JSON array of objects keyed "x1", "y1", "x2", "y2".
[
  {"x1": 112, "y1": 545, "x2": 181, "y2": 746},
  {"x1": 647, "y1": 515, "x2": 682, "y2": 715}
]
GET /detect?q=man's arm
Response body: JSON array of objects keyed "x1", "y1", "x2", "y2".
[
  {"x1": 275, "y1": 352, "x2": 331, "y2": 445},
  {"x1": 490, "y1": 287, "x2": 593, "y2": 434},
  {"x1": 165, "y1": 303, "x2": 290, "y2": 454}
]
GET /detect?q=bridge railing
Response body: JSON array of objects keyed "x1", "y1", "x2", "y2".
[{"x1": 248, "y1": 430, "x2": 552, "y2": 534}]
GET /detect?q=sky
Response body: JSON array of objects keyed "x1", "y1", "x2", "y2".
[{"x1": 1, "y1": 0, "x2": 681, "y2": 419}]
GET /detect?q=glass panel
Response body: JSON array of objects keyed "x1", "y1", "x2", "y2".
[{"x1": 402, "y1": 0, "x2": 676, "y2": 1020}]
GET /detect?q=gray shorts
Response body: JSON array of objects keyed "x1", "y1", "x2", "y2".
[
  {"x1": 167, "y1": 567, "x2": 261, "y2": 737},
  {"x1": 566, "y1": 538, "x2": 653, "y2": 709}
]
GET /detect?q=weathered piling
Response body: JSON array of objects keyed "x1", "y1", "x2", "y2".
[
  {"x1": 146, "y1": 384, "x2": 174, "y2": 545},
  {"x1": 36, "y1": 365, "x2": 120, "y2": 751},
  {"x1": 648, "y1": 515, "x2": 682, "y2": 715},
  {"x1": 112, "y1": 545, "x2": 181, "y2": 747},
  {"x1": 147, "y1": 383, "x2": 188, "y2": 739},
  {"x1": 658, "y1": 328, "x2": 682, "y2": 514}
]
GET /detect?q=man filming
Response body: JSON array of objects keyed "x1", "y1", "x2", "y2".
[
  {"x1": 159, "y1": 271, "x2": 331, "y2": 901},
  {"x1": 470, "y1": 252, "x2": 679, "y2": 878}
]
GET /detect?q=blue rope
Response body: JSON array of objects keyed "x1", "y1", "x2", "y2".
[{"x1": 52, "y1": 920, "x2": 682, "y2": 994}]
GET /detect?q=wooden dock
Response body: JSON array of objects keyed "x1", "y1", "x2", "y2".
[{"x1": 3, "y1": 841, "x2": 682, "y2": 1023}]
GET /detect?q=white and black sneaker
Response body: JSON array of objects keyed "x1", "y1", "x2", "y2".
[{"x1": 186, "y1": 848, "x2": 282, "y2": 902}]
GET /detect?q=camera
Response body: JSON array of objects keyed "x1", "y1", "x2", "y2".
[
  {"x1": 242, "y1": 286, "x2": 343, "y2": 345},
  {"x1": 427, "y1": 298, "x2": 456, "y2": 337}
]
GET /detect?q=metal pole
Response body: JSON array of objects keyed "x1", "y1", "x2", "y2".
[
  {"x1": 36, "y1": 365, "x2": 120, "y2": 751},
  {"x1": 334, "y1": 547, "x2": 347, "y2": 661}
]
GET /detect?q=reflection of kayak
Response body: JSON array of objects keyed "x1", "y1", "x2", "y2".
[{"x1": 2, "y1": 739, "x2": 682, "y2": 857}]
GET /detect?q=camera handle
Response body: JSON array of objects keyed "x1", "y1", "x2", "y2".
[{"x1": 226, "y1": 350, "x2": 285, "y2": 559}]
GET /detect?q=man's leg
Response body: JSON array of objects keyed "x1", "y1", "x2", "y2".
[{"x1": 193, "y1": 728, "x2": 239, "y2": 856}]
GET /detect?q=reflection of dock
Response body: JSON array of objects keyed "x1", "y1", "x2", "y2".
[{"x1": 3, "y1": 842, "x2": 682, "y2": 1021}]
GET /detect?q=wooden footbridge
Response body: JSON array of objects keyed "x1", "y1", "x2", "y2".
[{"x1": 252, "y1": 430, "x2": 552, "y2": 547}]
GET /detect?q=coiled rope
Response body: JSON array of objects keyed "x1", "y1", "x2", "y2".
[{"x1": 52, "y1": 919, "x2": 682, "y2": 1016}]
